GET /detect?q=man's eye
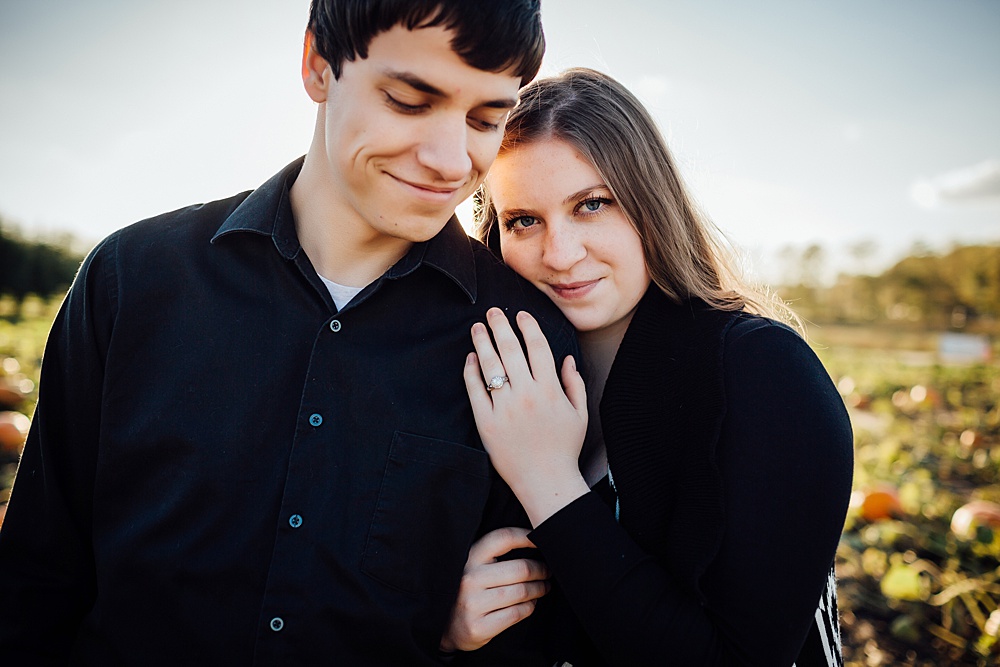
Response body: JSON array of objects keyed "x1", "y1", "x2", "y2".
[
  {"x1": 470, "y1": 117, "x2": 502, "y2": 132},
  {"x1": 384, "y1": 92, "x2": 425, "y2": 113}
]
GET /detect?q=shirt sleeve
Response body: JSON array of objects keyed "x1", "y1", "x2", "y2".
[
  {"x1": 528, "y1": 320, "x2": 854, "y2": 666},
  {"x1": 0, "y1": 234, "x2": 118, "y2": 659}
]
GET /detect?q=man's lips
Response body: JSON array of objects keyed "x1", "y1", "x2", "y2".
[
  {"x1": 391, "y1": 174, "x2": 464, "y2": 202},
  {"x1": 547, "y1": 279, "x2": 601, "y2": 299}
]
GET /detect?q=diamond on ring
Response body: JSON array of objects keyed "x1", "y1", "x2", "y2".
[{"x1": 486, "y1": 375, "x2": 509, "y2": 391}]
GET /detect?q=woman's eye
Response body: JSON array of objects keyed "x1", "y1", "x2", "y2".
[
  {"x1": 504, "y1": 216, "x2": 538, "y2": 231},
  {"x1": 578, "y1": 196, "x2": 612, "y2": 215}
]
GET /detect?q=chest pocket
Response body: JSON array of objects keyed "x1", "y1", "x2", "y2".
[{"x1": 362, "y1": 431, "x2": 491, "y2": 594}]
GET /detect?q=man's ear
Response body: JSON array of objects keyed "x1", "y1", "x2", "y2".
[{"x1": 301, "y1": 31, "x2": 331, "y2": 103}]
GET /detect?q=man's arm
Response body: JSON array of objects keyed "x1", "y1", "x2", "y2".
[
  {"x1": 441, "y1": 527, "x2": 550, "y2": 654},
  {"x1": 0, "y1": 234, "x2": 117, "y2": 658}
]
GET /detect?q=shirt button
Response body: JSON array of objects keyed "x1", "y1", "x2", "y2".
[
  {"x1": 309, "y1": 413, "x2": 323, "y2": 427},
  {"x1": 270, "y1": 617, "x2": 284, "y2": 632},
  {"x1": 329, "y1": 319, "x2": 342, "y2": 332},
  {"x1": 289, "y1": 514, "x2": 303, "y2": 529}
]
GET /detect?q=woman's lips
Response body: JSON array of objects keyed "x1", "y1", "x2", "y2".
[{"x1": 548, "y1": 279, "x2": 600, "y2": 300}]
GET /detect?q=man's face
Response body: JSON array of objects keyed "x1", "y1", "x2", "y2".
[{"x1": 309, "y1": 25, "x2": 521, "y2": 244}]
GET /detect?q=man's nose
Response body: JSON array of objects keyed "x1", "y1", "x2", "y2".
[{"x1": 416, "y1": 116, "x2": 473, "y2": 183}]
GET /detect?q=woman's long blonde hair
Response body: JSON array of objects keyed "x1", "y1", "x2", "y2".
[{"x1": 475, "y1": 67, "x2": 797, "y2": 327}]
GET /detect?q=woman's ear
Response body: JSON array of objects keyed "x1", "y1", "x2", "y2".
[{"x1": 301, "y1": 31, "x2": 330, "y2": 103}]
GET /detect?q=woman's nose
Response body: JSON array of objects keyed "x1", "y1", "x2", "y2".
[{"x1": 542, "y1": 223, "x2": 587, "y2": 272}]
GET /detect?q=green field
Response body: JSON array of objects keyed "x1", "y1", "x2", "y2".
[
  {"x1": 808, "y1": 324, "x2": 1000, "y2": 665},
  {"x1": 1, "y1": 299, "x2": 998, "y2": 664}
]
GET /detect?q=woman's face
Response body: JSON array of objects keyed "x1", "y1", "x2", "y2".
[{"x1": 489, "y1": 137, "x2": 651, "y2": 336}]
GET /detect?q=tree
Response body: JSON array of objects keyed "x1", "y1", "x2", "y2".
[
  {"x1": 776, "y1": 243, "x2": 1000, "y2": 331},
  {"x1": 0, "y1": 216, "x2": 83, "y2": 316}
]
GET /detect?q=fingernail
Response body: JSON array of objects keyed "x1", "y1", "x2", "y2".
[
  {"x1": 568, "y1": 355, "x2": 577, "y2": 370},
  {"x1": 467, "y1": 352, "x2": 477, "y2": 366}
]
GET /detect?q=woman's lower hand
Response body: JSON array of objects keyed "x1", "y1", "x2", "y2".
[
  {"x1": 440, "y1": 527, "x2": 550, "y2": 653},
  {"x1": 464, "y1": 308, "x2": 591, "y2": 527}
]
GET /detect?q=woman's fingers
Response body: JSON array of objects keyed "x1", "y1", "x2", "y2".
[
  {"x1": 513, "y1": 311, "x2": 558, "y2": 385},
  {"x1": 468, "y1": 307, "x2": 537, "y2": 398},
  {"x1": 469, "y1": 308, "x2": 568, "y2": 396},
  {"x1": 464, "y1": 352, "x2": 497, "y2": 430},
  {"x1": 470, "y1": 320, "x2": 511, "y2": 394},
  {"x1": 485, "y1": 307, "x2": 533, "y2": 384},
  {"x1": 561, "y1": 355, "x2": 588, "y2": 413}
]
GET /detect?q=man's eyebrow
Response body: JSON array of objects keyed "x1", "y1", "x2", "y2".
[
  {"x1": 384, "y1": 70, "x2": 446, "y2": 97},
  {"x1": 382, "y1": 69, "x2": 517, "y2": 109},
  {"x1": 481, "y1": 97, "x2": 517, "y2": 110}
]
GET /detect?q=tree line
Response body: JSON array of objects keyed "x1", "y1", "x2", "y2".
[
  {"x1": 0, "y1": 219, "x2": 83, "y2": 313},
  {"x1": 778, "y1": 244, "x2": 1000, "y2": 332}
]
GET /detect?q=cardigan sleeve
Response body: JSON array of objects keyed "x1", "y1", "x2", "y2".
[{"x1": 528, "y1": 319, "x2": 853, "y2": 666}]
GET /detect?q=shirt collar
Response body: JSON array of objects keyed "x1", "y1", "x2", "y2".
[
  {"x1": 211, "y1": 157, "x2": 478, "y2": 303},
  {"x1": 211, "y1": 157, "x2": 304, "y2": 258},
  {"x1": 387, "y1": 216, "x2": 477, "y2": 303}
]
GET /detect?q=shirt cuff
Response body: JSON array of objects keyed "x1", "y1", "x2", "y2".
[{"x1": 528, "y1": 491, "x2": 652, "y2": 593}]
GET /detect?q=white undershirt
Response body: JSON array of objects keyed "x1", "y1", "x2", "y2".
[{"x1": 319, "y1": 274, "x2": 365, "y2": 310}]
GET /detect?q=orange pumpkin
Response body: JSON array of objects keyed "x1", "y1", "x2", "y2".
[
  {"x1": 852, "y1": 484, "x2": 902, "y2": 522},
  {"x1": 0, "y1": 411, "x2": 30, "y2": 454}
]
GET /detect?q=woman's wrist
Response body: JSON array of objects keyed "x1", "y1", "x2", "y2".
[{"x1": 512, "y1": 473, "x2": 591, "y2": 528}]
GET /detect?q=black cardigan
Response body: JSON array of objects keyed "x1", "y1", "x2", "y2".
[{"x1": 528, "y1": 287, "x2": 855, "y2": 665}]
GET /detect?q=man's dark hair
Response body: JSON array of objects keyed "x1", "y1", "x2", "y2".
[{"x1": 307, "y1": 0, "x2": 545, "y2": 87}]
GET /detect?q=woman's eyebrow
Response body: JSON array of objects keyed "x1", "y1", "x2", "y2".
[
  {"x1": 563, "y1": 184, "x2": 609, "y2": 204},
  {"x1": 498, "y1": 207, "x2": 536, "y2": 220}
]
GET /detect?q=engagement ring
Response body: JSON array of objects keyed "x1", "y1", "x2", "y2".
[{"x1": 486, "y1": 375, "x2": 509, "y2": 391}]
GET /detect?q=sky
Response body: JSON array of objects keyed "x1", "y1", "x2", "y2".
[{"x1": 1, "y1": 0, "x2": 998, "y2": 282}]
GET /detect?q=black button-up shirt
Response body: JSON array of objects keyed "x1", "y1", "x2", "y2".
[{"x1": 0, "y1": 159, "x2": 577, "y2": 665}]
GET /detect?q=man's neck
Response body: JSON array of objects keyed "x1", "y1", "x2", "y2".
[{"x1": 290, "y1": 151, "x2": 414, "y2": 288}]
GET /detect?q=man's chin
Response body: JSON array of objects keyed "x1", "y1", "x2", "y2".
[{"x1": 394, "y1": 210, "x2": 456, "y2": 242}]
